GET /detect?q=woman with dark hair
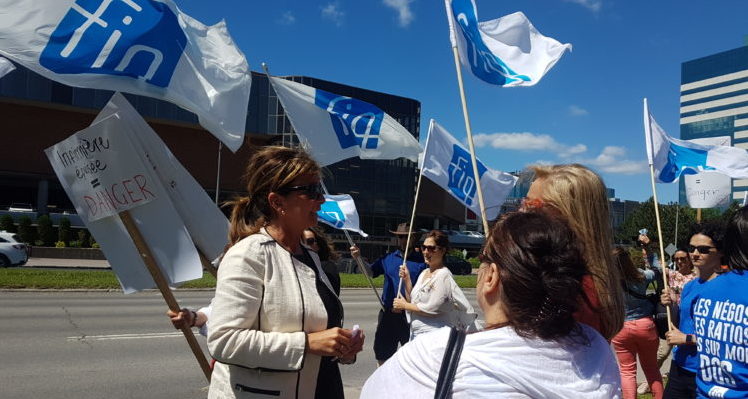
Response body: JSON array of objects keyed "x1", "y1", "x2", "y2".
[
  {"x1": 692, "y1": 206, "x2": 748, "y2": 397},
  {"x1": 304, "y1": 227, "x2": 341, "y2": 295},
  {"x1": 361, "y1": 212, "x2": 621, "y2": 398},
  {"x1": 393, "y1": 230, "x2": 476, "y2": 337},
  {"x1": 611, "y1": 247, "x2": 663, "y2": 399},
  {"x1": 661, "y1": 222, "x2": 725, "y2": 399},
  {"x1": 207, "y1": 146, "x2": 363, "y2": 399}
]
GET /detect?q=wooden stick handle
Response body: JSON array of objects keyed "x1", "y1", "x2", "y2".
[
  {"x1": 199, "y1": 250, "x2": 219, "y2": 278},
  {"x1": 119, "y1": 211, "x2": 212, "y2": 381}
]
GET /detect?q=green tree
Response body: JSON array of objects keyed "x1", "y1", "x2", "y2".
[
  {"x1": 0, "y1": 214, "x2": 15, "y2": 233},
  {"x1": 37, "y1": 215, "x2": 55, "y2": 246},
  {"x1": 17, "y1": 216, "x2": 35, "y2": 244},
  {"x1": 58, "y1": 217, "x2": 72, "y2": 246}
]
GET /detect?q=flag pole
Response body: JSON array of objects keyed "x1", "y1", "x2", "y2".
[
  {"x1": 397, "y1": 123, "x2": 430, "y2": 300},
  {"x1": 319, "y1": 182, "x2": 385, "y2": 312},
  {"x1": 119, "y1": 211, "x2": 212, "y2": 381},
  {"x1": 215, "y1": 141, "x2": 222, "y2": 205},
  {"x1": 643, "y1": 98, "x2": 673, "y2": 331},
  {"x1": 449, "y1": 42, "x2": 490, "y2": 235}
]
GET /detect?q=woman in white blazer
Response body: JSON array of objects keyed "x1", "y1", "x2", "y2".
[{"x1": 207, "y1": 146, "x2": 364, "y2": 399}]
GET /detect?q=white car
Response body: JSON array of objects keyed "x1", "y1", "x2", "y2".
[{"x1": 0, "y1": 231, "x2": 28, "y2": 267}]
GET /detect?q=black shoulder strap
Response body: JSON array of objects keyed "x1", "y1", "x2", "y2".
[{"x1": 434, "y1": 327, "x2": 467, "y2": 399}]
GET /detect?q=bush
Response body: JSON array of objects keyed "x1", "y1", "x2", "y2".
[
  {"x1": 58, "y1": 217, "x2": 72, "y2": 246},
  {"x1": 0, "y1": 214, "x2": 15, "y2": 233},
  {"x1": 92, "y1": 242, "x2": 100, "y2": 249},
  {"x1": 55, "y1": 241, "x2": 66, "y2": 248},
  {"x1": 448, "y1": 249, "x2": 466, "y2": 259},
  {"x1": 77, "y1": 229, "x2": 91, "y2": 248},
  {"x1": 467, "y1": 257, "x2": 481, "y2": 269},
  {"x1": 17, "y1": 216, "x2": 35, "y2": 244},
  {"x1": 37, "y1": 215, "x2": 55, "y2": 246},
  {"x1": 69, "y1": 240, "x2": 82, "y2": 248}
]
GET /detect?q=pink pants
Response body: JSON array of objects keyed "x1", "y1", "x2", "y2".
[{"x1": 611, "y1": 317, "x2": 664, "y2": 399}]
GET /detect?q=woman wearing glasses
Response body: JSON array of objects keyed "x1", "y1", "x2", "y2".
[
  {"x1": 207, "y1": 147, "x2": 363, "y2": 399},
  {"x1": 303, "y1": 227, "x2": 341, "y2": 295},
  {"x1": 660, "y1": 222, "x2": 725, "y2": 399},
  {"x1": 392, "y1": 230, "x2": 476, "y2": 338},
  {"x1": 361, "y1": 211, "x2": 620, "y2": 398}
]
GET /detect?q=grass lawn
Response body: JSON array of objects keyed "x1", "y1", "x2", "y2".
[{"x1": 0, "y1": 269, "x2": 478, "y2": 289}]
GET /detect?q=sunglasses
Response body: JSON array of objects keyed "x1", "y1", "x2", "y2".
[
  {"x1": 278, "y1": 182, "x2": 324, "y2": 199},
  {"x1": 687, "y1": 245, "x2": 716, "y2": 254},
  {"x1": 305, "y1": 237, "x2": 317, "y2": 246},
  {"x1": 674, "y1": 256, "x2": 690, "y2": 262},
  {"x1": 421, "y1": 245, "x2": 441, "y2": 252}
]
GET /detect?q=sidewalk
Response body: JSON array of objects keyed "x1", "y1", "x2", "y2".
[{"x1": 23, "y1": 257, "x2": 111, "y2": 269}]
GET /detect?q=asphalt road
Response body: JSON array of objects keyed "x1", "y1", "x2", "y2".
[{"x1": 2, "y1": 289, "x2": 476, "y2": 399}]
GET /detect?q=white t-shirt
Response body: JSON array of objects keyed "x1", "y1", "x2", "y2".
[
  {"x1": 361, "y1": 324, "x2": 621, "y2": 399},
  {"x1": 409, "y1": 267, "x2": 476, "y2": 337}
]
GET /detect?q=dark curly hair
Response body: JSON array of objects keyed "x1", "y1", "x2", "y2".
[
  {"x1": 689, "y1": 221, "x2": 726, "y2": 265},
  {"x1": 484, "y1": 211, "x2": 587, "y2": 341},
  {"x1": 423, "y1": 230, "x2": 449, "y2": 250}
]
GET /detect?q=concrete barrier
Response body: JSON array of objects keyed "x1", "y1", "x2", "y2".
[{"x1": 30, "y1": 247, "x2": 105, "y2": 260}]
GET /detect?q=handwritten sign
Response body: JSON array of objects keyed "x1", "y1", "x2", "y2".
[
  {"x1": 46, "y1": 115, "x2": 157, "y2": 221},
  {"x1": 685, "y1": 136, "x2": 733, "y2": 209}
]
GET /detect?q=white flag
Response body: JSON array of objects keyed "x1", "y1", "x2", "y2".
[
  {"x1": 0, "y1": 56, "x2": 14, "y2": 78},
  {"x1": 421, "y1": 120, "x2": 517, "y2": 220},
  {"x1": 644, "y1": 99, "x2": 748, "y2": 183},
  {"x1": 0, "y1": 0, "x2": 251, "y2": 152},
  {"x1": 318, "y1": 194, "x2": 368, "y2": 237},
  {"x1": 445, "y1": 0, "x2": 571, "y2": 87},
  {"x1": 268, "y1": 76, "x2": 422, "y2": 166},
  {"x1": 94, "y1": 93, "x2": 229, "y2": 261}
]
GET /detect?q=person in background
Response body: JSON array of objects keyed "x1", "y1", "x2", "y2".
[
  {"x1": 692, "y1": 206, "x2": 748, "y2": 398},
  {"x1": 611, "y1": 247, "x2": 664, "y2": 399},
  {"x1": 207, "y1": 146, "x2": 363, "y2": 399},
  {"x1": 525, "y1": 164, "x2": 625, "y2": 340},
  {"x1": 393, "y1": 230, "x2": 477, "y2": 338},
  {"x1": 304, "y1": 227, "x2": 340, "y2": 295},
  {"x1": 351, "y1": 223, "x2": 427, "y2": 365},
  {"x1": 661, "y1": 222, "x2": 725, "y2": 399},
  {"x1": 360, "y1": 211, "x2": 621, "y2": 398}
]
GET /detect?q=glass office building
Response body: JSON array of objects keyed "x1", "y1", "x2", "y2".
[{"x1": 680, "y1": 44, "x2": 748, "y2": 203}]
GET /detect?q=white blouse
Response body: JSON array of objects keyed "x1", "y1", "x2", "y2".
[{"x1": 409, "y1": 267, "x2": 476, "y2": 337}]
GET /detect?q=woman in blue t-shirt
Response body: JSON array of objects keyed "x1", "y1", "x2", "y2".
[
  {"x1": 691, "y1": 206, "x2": 748, "y2": 398},
  {"x1": 661, "y1": 222, "x2": 725, "y2": 399}
]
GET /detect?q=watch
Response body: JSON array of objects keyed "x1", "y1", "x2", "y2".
[{"x1": 686, "y1": 334, "x2": 694, "y2": 344}]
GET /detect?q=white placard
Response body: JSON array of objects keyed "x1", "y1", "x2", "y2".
[
  {"x1": 665, "y1": 243, "x2": 677, "y2": 257},
  {"x1": 685, "y1": 136, "x2": 732, "y2": 209},
  {"x1": 46, "y1": 115, "x2": 157, "y2": 221},
  {"x1": 45, "y1": 113, "x2": 203, "y2": 293}
]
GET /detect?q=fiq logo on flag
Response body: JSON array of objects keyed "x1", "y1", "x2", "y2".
[
  {"x1": 318, "y1": 199, "x2": 346, "y2": 228},
  {"x1": 448, "y1": 144, "x2": 487, "y2": 206},
  {"x1": 450, "y1": 0, "x2": 530, "y2": 86},
  {"x1": 314, "y1": 89, "x2": 384, "y2": 150},
  {"x1": 39, "y1": 0, "x2": 186, "y2": 88}
]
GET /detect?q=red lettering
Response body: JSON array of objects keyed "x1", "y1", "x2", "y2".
[
  {"x1": 134, "y1": 174, "x2": 154, "y2": 200},
  {"x1": 83, "y1": 196, "x2": 98, "y2": 216},
  {"x1": 109, "y1": 183, "x2": 128, "y2": 205},
  {"x1": 122, "y1": 179, "x2": 141, "y2": 204}
]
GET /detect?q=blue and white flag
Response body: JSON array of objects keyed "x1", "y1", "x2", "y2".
[
  {"x1": 0, "y1": 0, "x2": 251, "y2": 152},
  {"x1": 0, "y1": 57, "x2": 14, "y2": 78},
  {"x1": 420, "y1": 120, "x2": 517, "y2": 220},
  {"x1": 445, "y1": 0, "x2": 571, "y2": 87},
  {"x1": 318, "y1": 194, "x2": 368, "y2": 237},
  {"x1": 268, "y1": 76, "x2": 422, "y2": 166},
  {"x1": 644, "y1": 98, "x2": 748, "y2": 183}
]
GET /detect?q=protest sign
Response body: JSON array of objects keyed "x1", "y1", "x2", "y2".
[{"x1": 685, "y1": 137, "x2": 733, "y2": 209}]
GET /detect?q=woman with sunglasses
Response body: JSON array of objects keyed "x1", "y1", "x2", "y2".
[
  {"x1": 660, "y1": 222, "x2": 725, "y2": 399},
  {"x1": 207, "y1": 146, "x2": 363, "y2": 399},
  {"x1": 524, "y1": 164, "x2": 624, "y2": 341},
  {"x1": 303, "y1": 227, "x2": 341, "y2": 295},
  {"x1": 361, "y1": 211, "x2": 621, "y2": 398},
  {"x1": 392, "y1": 230, "x2": 476, "y2": 338},
  {"x1": 691, "y1": 206, "x2": 748, "y2": 398}
]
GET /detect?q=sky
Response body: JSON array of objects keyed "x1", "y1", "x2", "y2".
[{"x1": 177, "y1": 0, "x2": 748, "y2": 203}]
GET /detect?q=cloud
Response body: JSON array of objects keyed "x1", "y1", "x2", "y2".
[
  {"x1": 583, "y1": 146, "x2": 648, "y2": 174},
  {"x1": 277, "y1": 11, "x2": 296, "y2": 25},
  {"x1": 321, "y1": 2, "x2": 345, "y2": 26},
  {"x1": 383, "y1": 0, "x2": 414, "y2": 27},
  {"x1": 472, "y1": 132, "x2": 587, "y2": 157},
  {"x1": 564, "y1": 0, "x2": 602, "y2": 13},
  {"x1": 568, "y1": 105, "x2": 589, "y2": 116}
]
